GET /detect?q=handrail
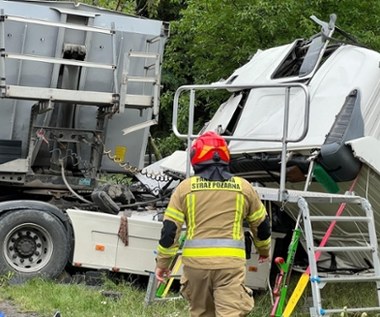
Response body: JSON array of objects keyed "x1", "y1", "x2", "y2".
[{"x1": 172, "y1": 83, "x2": 310, "y2": 201}]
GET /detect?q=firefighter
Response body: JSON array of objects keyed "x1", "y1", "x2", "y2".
[{"x1": 155, "y1": 131, "x2": 271, "y2": 317}]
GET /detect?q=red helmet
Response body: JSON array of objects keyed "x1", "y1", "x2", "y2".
[{"x1": 190, "y1": 131, "x2": 230, "y2": 166}]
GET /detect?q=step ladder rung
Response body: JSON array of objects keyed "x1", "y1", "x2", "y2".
[
  {"x1": 127, "y1": 76, "x2": 156, "y2": 83},
  {"x1": 124, "y1": 94, "x2": 152, "y2": 107},
  {"x1": 317, "y1": 275, "x2": 380, "y2": 283},
  {"x1": 309, "y1": 216, "x2": 370, "y2": 222},
  {"x1": 314, "y1": 245, "x2": 373, "y2": 252},
  {"x1": 128, "y1": 51, "x2": 159, "y2": 59},
  {"x1": 322, "y1": 306, "x2": 380, "y2": 314}
]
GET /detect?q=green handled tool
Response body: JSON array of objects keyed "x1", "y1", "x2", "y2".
[{"x1": 156, "y1": 232, "x2": 186, "y2": 298}]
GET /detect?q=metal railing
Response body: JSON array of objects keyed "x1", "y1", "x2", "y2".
[{"x1": 172, "y1": 83, "x2": 310, "y2": 201}]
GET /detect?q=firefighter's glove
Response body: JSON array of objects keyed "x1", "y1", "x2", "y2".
[{"x1": 155, "y1": 266, "x2": 171, "y2": 282}]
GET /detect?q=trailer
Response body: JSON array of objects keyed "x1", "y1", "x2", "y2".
[{"x1": 0, "y1": 0, "x2": 170, "y2": 281}]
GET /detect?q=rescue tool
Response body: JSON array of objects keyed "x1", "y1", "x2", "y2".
[
  {"x1": 156, "y1": 232, "x2": 186, "y2": 298},
  {"x1": 270, "y1": 219, "x2": 302, "y2": 316}
]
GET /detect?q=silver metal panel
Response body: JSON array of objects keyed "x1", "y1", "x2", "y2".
[{"x1": 0, "y1": 0, "x2": 168, "y2": 170}]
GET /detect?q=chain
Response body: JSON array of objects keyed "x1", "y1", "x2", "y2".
[
  {"x1": 103, "y1": 149, "x2": 140, "y2": 175},
  {"x1": 103, "y1": 148, "x2": 172, "y2": 182}
]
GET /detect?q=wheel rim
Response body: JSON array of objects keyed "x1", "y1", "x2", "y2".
[{"x1": 3, "y1": 223, "x2": 54, "y2": 273}]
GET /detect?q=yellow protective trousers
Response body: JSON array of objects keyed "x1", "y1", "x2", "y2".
[{"x1": 180, "y1": 266, "x2": 254, "y2": 317}]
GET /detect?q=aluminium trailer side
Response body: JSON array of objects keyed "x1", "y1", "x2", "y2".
[{"x1": 0, "y1": 0, "x2": 169, "y2": 281}]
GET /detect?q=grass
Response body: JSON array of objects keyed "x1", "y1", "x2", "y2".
[{"x1": 0, "y1": 272, "x2": 378, "y2": 317}]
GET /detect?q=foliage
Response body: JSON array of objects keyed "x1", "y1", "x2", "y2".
[
  {"x1": 156, "y1": 0, "x2": 380, "y2": 154},
  {"x1": 78, "y1": 0, "x2": 183, "y2": 18},
  {"x1": 153, "y1": 133, "x2": 185, "y2": 157},
  {"x1": 78, "y1": 0, "x2": 135, "y2": 13},
  {"x1": 163, "y1": 0, "x2": 380, "y2": 85}
]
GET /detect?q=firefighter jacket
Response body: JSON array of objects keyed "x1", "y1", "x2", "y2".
[{"x1": 156, "y1": 176, "x2": 271, "y2": 270}]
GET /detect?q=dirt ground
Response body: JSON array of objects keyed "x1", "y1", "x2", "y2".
[{"x1": 0, "y1": 300, "x2": 41, "y2": 317}]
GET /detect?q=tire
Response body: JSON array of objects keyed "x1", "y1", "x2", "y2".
[{"x1": 0, "y1": 209, "x2": 70, "y2": 281}]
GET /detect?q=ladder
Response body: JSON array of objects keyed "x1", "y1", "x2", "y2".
[
  {"x1": 119, "y1": 35, "x2": 162, "y2": 136},
  {"x1": 256, "y1": 187, "x2": 380, "y2": 316},
  {"x1": 120, "y1": 41, "x2": 162, "y2": 133},
  {"x1": 300, "y1": 195, "x2": 380, "y2": 316}
]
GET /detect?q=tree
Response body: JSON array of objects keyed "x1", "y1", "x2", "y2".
[{"x1": 155, "y1": 0, "x2": 380, "y2": 155}]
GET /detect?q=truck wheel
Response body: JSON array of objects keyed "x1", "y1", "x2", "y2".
[{"x1": 0, "y1": 209, "x2": 70, "y2": 281}]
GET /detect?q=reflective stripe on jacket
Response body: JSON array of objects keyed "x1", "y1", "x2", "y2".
[{"x1": 156, "y1": 175, "x2": 270, "y2": 270}]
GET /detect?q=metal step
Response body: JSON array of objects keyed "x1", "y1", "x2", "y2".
[
  {"x1": 316, "y1": 275, "x2": 380, "y2": 283},
  {"x1": 124, "y1": 95, "x2": 152, "y2": 107},
  {"x1": 321, "y1": 306, "x2": 380, "y2": 315},
  {"x1": 126, "y1": 76, "x2": 157, "y2": 83},
  {"x1": 128, "y1": 51, "x2": 159, "y2": 59},
  {"x1": 313, "y1": 245, "x2": 373, "y2": 252},
  {"x1": 309, "y1": 215, "x2": 370, "y2": 222}
]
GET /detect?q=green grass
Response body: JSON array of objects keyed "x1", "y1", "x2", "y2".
[{"x1": 0, "y1": 272, "x2": 378, "y2": 317}]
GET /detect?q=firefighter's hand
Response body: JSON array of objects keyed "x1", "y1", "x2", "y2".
[
  {"x1": 155, "y1": 267, "x2": 171, "y2": 282},
  {"x1": 258, "y1": 255, "x2": 270, "y2": 264}
]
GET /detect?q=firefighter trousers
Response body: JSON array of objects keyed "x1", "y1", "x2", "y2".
[{"x1": 180, "y1": 265, "x2": 254, "y2": 317}]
